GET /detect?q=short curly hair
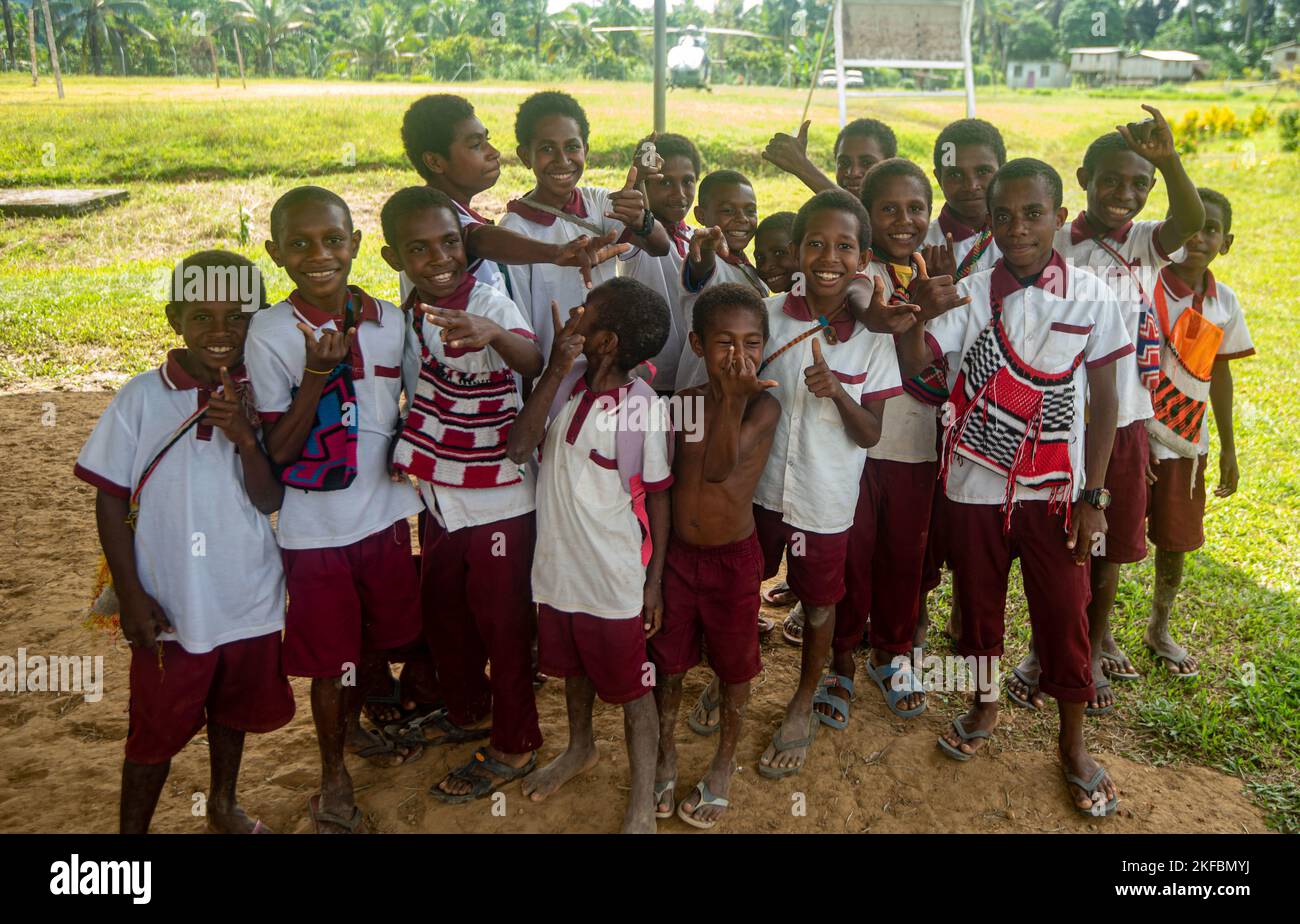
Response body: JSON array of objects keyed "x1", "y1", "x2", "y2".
[
  {"x1": 860, "y1": 157, "x2": 932, "y2": 212},
  {"x1": 401, "y1": 94, "x2": 477, "y2": 182},
  {"x1": 515, "y1": 91, "x2": 590, "y2": 150},
  {"x1": 588, "y1": 277, "x2": 670, "y2": 372},
  {"x1": 792, "y1": 189, "x2": 871, "y2": 249},
  {"x1": 693, "y1": 282, "x2": 769, "y2": 342}
]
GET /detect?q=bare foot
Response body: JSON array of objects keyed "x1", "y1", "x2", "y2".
[
  {"x1": 522, "y1": 742, "x2": 599, "y2": 803},
  {"x1": 939, "y1": 703, "x2": 998, "y2": 757},
  {"x1": 206, "y1": 802, "x2": 268, "y2": 834},
  {"x1": 622, "y1": 792, "x2": 657, "y2": 834}
]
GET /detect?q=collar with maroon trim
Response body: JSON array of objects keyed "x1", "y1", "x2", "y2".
[
  {"x1": 718, "y1": 246, "x2": 753, "y2": 268},
  {"x1": 1159, "y1": 264, "x2": 1216, "y2": 303},
  {"x1": 287, "y1": 285, "x2": 381, "y2": 328},
  {"x1": 667, "y1": 221, "x2": 691, "y2": 259},
  {"x1": 453, "y1": 198, "x2": 493, "y2": 226},
  {"x1": 937, "y1": 204, "x2": 987, "y2": 243},
  {"x1": 1070, "y1": 210, "x2": 1133, "y2": 246},
  {"x1": 505, "y1": 188, "x2": 588, "y2": 226},
  {"x1": 989, "y1": 250, "x2": 1070, "y2": 302},
  {"x1": 780, "y1": 291, "x2": 858, "y2": 343},
  {"x1": 159, "y1": 350, "x2": 251, "y2": 440},
  {"x1": 564, "y1": 372, "x2": 634, "y2": 446},
  {"x1": 403, "y1": 271, "x2": 476, "y2": 313}
]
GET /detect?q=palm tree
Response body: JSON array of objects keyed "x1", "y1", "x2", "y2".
[
  {"x1": 228, "y1": 0, "x2": 310, "y2": 75},
  {"x1": 51, "y1": 0, "x2": 154, "y2": 75},
  {"x1": 209, "y1": 0, "x2": 251, "y2": 86},
  {"x1": 3, "y1": 0, "x2": 16, "y2": 68},
  {"x1": 332, "y1": 6, "x2": 404, "y2": 79}
]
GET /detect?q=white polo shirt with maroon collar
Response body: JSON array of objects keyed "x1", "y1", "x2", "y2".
[
  {"x1": 932, "y1": 252, "x2": 1135, "y2": 506},
  {"x1": 674, "y1": 248, "x2": 769, "y2": 391},
  {"x1": 753, "y1": 290, "x2": 902, "y2": 534},
  {"x1": 1149, "y1": 266, "x2": 1256, "y2": 461},
  {"x1": 619, "y1": 220, "x2": 693, "y2": 391},
  {"x1": 532, "y1": 373, "x2": 674, "y2": 620},
  {"x1": 498, "y1": 187, "x2": 631, "y2": 362},
  {"x1": 400, "y1": 274, "x2": 539, "y2": 531},
  {"x1": 74, "y1": 351, "x2": 285, "y2": 654},
  {"x1": 1054, "y1": 212, "x2": 1187, "y2": 428},
  {"x1": 399, "y1": 197, "x2": 507, "y2": 304},
  {"x1": 243, "y1": 286, "x2": 421, "y2": 550},
  {"x1": 924, "y1": 204, "x2": 1001, "y2": 279}
]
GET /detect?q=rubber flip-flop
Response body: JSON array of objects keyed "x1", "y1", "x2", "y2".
[
  {"x1": 654, "y1": 779, "x2": 677, "y2": 819},
  {"x1": 1101, "y1": 654, "x2": 1140, "y2": 682},
  {"x1": 1085, "y1": 678, "x2": 1116, "y2": 717},
  {"x1": 1147, "y1": 645, "x2": 1201, "y2": 679},
  {"x1": 308, "y1": 794, "x2": 365, "y2": 834},
  {"x1": 864, "y1": 659, "x2": 926, "y2": 718},
  {"x1": 687, "y1": 683, "x2": 721, "y2": 737},
  {"x1": 677, "y1": 780, "x2": 730, "y2": 830},
  {"x1": 812, "y1": 673, "x2": 854, "y2": 729},
  {"x1": 761, "y1": 582, "x2": 798, "y2": 607},
  {"x1": 937, "y1": 715, "x2": 992, "y2": 762},
  {"x1": 1065, "y1": 766, "x2": 1119, "y2": 817},
  {"x1": 1006, "y1": 666, "x2": 1042, "y2": 711},
  {"x1": 781, "y1": 604, "x2": 805, "y2": 646},
  {"x1": 757, "y1": 714, "x2": 818, "y2": 779}
]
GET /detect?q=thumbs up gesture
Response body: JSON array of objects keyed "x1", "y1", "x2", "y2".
[
  {"x1": 606, "y1": 162, "x2": 652, "y2": 231},
  {"x1": 909, "y1": 250, "x2": 972, "y2": 323},
  {"x1": 763, "y1": 120, "x2": 813, "y2": 176},
  {"x1": 804, "y1": 337, "x2": 841, "y2": 400}
]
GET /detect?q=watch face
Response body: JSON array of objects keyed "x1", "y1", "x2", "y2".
[{"x1": 1091, "y1": 489, "x2": 1111, "y2": 509}]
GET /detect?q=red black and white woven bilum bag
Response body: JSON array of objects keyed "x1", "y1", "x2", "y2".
[
  {"x1": 391, "y1": 315, "x2": 523, "y2": 488},
  {"x1": 941, "y1": 296, "x2": 1083, "y2": 531}
]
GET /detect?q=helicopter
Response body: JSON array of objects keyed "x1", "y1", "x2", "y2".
[{"x1": 592, "y1": 24, "x2": 777, "y2": 90}]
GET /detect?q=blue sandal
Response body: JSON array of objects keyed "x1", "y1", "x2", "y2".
[
  {"x1": 1065, "y1": 766, "x2": 1119, "y2": 817},
  {"x1": 812, "y1": 673, "x2": 854, "y2": 729},
  {"x1": 865, "y1": 658, "x2": 927, "y2": 718},
  {"x1": 937, "y1": 716, "x2": 992, "y2": 762}
]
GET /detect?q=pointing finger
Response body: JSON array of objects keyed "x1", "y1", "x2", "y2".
[
  {"x1": 550, "y1": 299, "x2": 563, "y2": 338},
  {"x1": 622, "y1": 163, "x2": 638, "y2": 192},
  {"x1": 914, "y1": 251, "x2": 929, "y2": 280},
  {"x1": 797, "y1": 119, "x2": 810, "y2": 145}
]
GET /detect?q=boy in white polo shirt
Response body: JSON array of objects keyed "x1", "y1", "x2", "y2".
[
  {"x1": 507, "y1": 277, "x2": 673, "y2": 834},
  {"x1": 499, "y1": 91, "x2": 671, "y2": 360},
  {"x1": 76, "y1": 250, "x2": 294, "y2": 834},
  {"x1": 1147, "y1": 189, "x2": 1255, "y2": 680},
  {"x1": 617, "y1": 132, "x2": 701, "y2": 393},
  {"x1": 931, "y1": 159, "x2": 1130, "y2": 817},
  {"x1": 244, "y1": 186, "x2": 425, "y2": 834},
  {"x1": 1010, "y1": 107, "x2": 1204, "y2": 715},
  {"x1": 378, "y1": 186, "x2": 546, "y2": 803},
  {"x1": 753, "y1": 190, "x2": 903, "y2": 780},
  {"x1": 674, "y1": 169, "x2": 769, "y2": 391}
]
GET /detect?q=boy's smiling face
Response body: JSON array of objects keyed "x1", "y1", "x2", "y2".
[
  {"x1": 835, "y1": 134, "x2": 887, "y2": 198},
  {"x1": 990, "y1": 174, "x2": 1066, "y2": 278},
  {"x1": 426, "y1": 115, "x2": 501, "y2": 198},
  {"x1": 936, "y1": 143, "x2": 999, "y2": 227},
  {"x1": 1173, "y1": 199, "x2": 1232, "y2": 274},
  {"x1": 869, "y1": 174, "x2": 931, "y2": 264},
  {"x1": 167, "y1": 300, "x2": 253, "y2": 383},
  {"x1": 265, "y1": 199, "x2": 359, "y2": 311},
  {"x1": 1079, "y1": 148, "x2": 1156, "y2": 232},
  {"x1": 753, "y1": 226, "x2": 798, "y2": 293},
  {"x1": 646, "y1": 154, "x2": 697, "y2": 225},
  {"x1": 519, "y1": 114, "x2": 586, "y2": 202},
  {"x1": 799, "y1": 207, "x2": 868, "y2": 307},
  {"x1": 695, "y1": 182, "x2": 758, "y2": 255},
  {"x1": 381, "y1": 205, "x2": 467, "y2": 302},
  {"x1": 691, "y1": 304, "x2": 767, "y2": 381}
]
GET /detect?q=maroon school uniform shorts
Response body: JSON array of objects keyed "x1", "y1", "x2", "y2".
[
  {"x1": 944, "y1": 498, "x2": 1094, "y2": 703},
  {"x1": 126, "y1": 631, "x2": 295, "y2": 765},
  {"x1": 753, "y1": 504, "x2": 851, "y2": 608},
  {"x1": 281, "y1": 519, "x2": 423, "y2": 678},
  {"x1": 1147, "y1": 453, "x2": 1208, "y2": 552},
  {"x1": 1100, "y1": 421, "x2": 1150, "y2": 564},
  {"x1": 651, "y1": 531, "x2": 764, "y2": 685},
  {"x1": 537, "y1": 605, "x2": 651, "y2": 705}
]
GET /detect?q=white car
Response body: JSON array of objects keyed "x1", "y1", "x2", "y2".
[{"x1": 818, "y1": 68, "x2": 865, "y2": 88}]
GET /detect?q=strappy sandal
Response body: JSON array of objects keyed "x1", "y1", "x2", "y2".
[
  {"x1": 865, "y1": 658, "x2": 927, "y2": 718},
  {"x1": 385, "y1": 708, "x2": 491, "y2": 749},
  {"x1": 308, "y1": 794, "x2": 365, "y2": 834},
  {"x1": 428, "y1": 749, "x2": 538, "y2": 804},
  {"x1": 812, "y1": 673, "x2": 855, "y2": 729}
]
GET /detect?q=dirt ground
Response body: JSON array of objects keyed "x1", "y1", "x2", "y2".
[{"x1": 0, "y1": 390, "x2": 1268, "y2": 834}]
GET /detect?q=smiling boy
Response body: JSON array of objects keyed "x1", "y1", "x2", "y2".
[{"x1": 762, "y1": 117, "x2": 898, "y2": 199}]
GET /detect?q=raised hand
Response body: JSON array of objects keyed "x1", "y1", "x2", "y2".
[
  {"x1": 298, "y1": 321, "x2": 354, "y2": 374},
  {"x1": 548, "y1": 299, "x2": 585, "y2": 375},
  {"x1": 718, "y1": 346, "x2": 778, "y2": 400},
  {"x1": 846, "y1": 273, "x2": 920, "y2": 334},
  {"x1": 554, "y1": 229, "x2": 631, "y2": 289},
  {"x1": 921, "y1": 233, "x2": 958, "y2": 280},
  {"x1": 421, "y1": 304, "x2": 502, "y2": 350},
  {"x1": 804, "y1": 338, "x2": 841, "y2": 400},
  {"x1": 690, "y1": 225, "x2": 729, "y2": 263},
  {"x1": 909, "y1": 249, "x2": 971, "y2": 323},
  {"x1": 206, "y1": 366, "x2": 256, "y2": 448},
  {"x1": 632, "y1": 132, "x2": 666, "y2": 186},
  {"x1": 606, "y1": 164, "x2": 652, "y2": 231},
  {"x1": 1116, "y1": 104, "x2": 1177, "y2": 169},
  {"x1": 762, "y1": 120, "x2": 812, "y2": 175}
]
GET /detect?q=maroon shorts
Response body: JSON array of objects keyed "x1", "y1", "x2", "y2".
[
  {"x1": 281, "y1": 519, "x2": 423, "y2": 678},
  {"x1": 753, "y1": 504, "x2": 851, "y2": 608},
  {"x1": 1147, "y1": 454, "x2": 1208, "y2": 552},
  {"x1": 921, "y1": 475, "x2": 948, "y2": 592},
  {"x1": 944, "y1": 499, "x2": 1094, "y2": 703},
  {"x1": 537, "y1": 605, "x2": 651, "y2": 705},
  {"x1": 836, "y1": 459, "x2": 936, "y2": 655},
  {"x1": 1101, "y1": 421, "x2": 1150, "y2": 564},
  {"x1": 126, "y1": 631, "x2": 295, "y2": 765},
  {"x1": 651, "y1": 531, "x2": 764, "y2": 684}
]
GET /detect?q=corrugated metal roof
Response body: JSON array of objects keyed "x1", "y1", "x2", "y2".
[
  {"x1": 1136, "y1": 49, "x2": 1200, "y2": 62},
  {"x1": 1069, "y1": 46, "x2": 1122, "y2": 55}
]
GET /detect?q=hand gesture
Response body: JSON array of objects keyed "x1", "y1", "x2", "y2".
[
  {"x1": 1066, "y1": 503, "x2": 1107, "y2": 565},
  {"x1": 1116, "y1": 104, "x2": 1176, "y2": 169},
  {"x1": 847, "y1": 273, "x2": 920, "y2": 334},
  {"x1": 420, "y1": 304, "x2": 502, "y2": 350},
  {"x1": 632, "y1": 132, "x2": 666, "y2": 187},
  {"x1": 606, "y1": 164, "x2": 651, "y2": 231},
  {"x1": 298, "y1": 322, "x2": 354, "y2": 375},
  {"x1": 909, "y1": 249, "x2": 971, "y2": 323},
  {"x1": 690, "y1": 225, "x2": 729, "y2": 263},
  {"x1": 554, "y1": 229, "x2": 631, "y2": 289},
  {"x1": 718, "y1": 346, "x2": 778, "y2": 400},
  {"x1": 762, "y1": 120, "x2": 812, "y2": 176},
  {"x1": 119, "y1": 585, "x2": 173, "y2": 649},
  {"x1": 643, "y1": 577, "x2": 663, "y2": 638},
  {"x1": 1215, "y1": 448, "x2": 1239, "y2": 498},
  {"x1": 920, "y1": 233, "x2": 958, "y2": 280},
  {"x1": 548, "y1": 300, "x2": 585, "y2": 375},
  {"x1": 804, "y1": 338, "x2": 841, "y2": 400},
  {"x1": 206, "y1": 366, "x2": 256, "y2": 448}
]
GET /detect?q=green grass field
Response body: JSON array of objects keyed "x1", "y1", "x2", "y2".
[{"x1": 3, "y1": 75, "x2": 1297, "y2": 829}]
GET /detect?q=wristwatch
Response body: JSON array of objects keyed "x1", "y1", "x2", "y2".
[{"x1": 1081, "y1": 487, "x2": 1112, "y2": 510}]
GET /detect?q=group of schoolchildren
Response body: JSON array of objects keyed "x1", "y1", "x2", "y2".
[{"x1": 77, "y1": 87, "x2": 1255, "y2": 834}]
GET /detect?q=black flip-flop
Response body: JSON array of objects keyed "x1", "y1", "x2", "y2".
[{"x1": 385, "y1": 708, "x2": 491, "y2": 749}]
